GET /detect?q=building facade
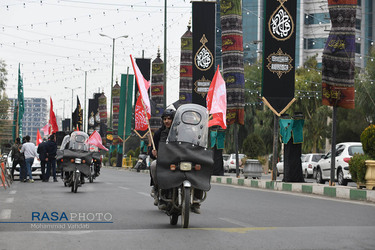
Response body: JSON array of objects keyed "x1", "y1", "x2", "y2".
[{"x1": 10, "y1": 98, "x2": 48, "y2": 142}]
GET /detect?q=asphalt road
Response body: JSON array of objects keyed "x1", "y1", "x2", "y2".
[{"x1": 1, "y1": 167, "x2": 374, "y2": 250}]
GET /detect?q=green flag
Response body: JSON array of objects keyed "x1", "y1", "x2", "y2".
[
  {"x1": 118, "y1": 74, "x2": 134, "y2": 139},
  {"x1": 17, "y1": 64, "x2": 24, "y2": 138}
]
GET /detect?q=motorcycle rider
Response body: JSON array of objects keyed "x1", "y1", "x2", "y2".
[
  {"x1": 149, "y1": 109, "x2": 175, "y2": 209},
  {"x1": 149, "y1": 108, "x2": 202, "y2": 214}
]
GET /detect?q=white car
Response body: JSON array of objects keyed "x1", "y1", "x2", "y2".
[
  {"x1": 227, "y1": 153, "x2": 246, "y2": 173},
  {"x1": 276, "y1": 155, "x2": 305, "y2": 177},
  {"x1": 223, "y1": 154, "x2": 230, "y2": 172},
  {"x1": 302, "y1": 153, "x2": 324, "y2": 178},
  {"x1": 315, "y1": 142, "x2": 363, "y2": 186},
  {"x1": 6, "y1": 149, "x2": 42, "y2": 180}
]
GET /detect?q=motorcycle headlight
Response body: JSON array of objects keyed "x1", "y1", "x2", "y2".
[
  {"x1": 75, "y1": 158, "x2": 82, "y2": 164},
  {"x1": 180, "y1": 162, "x2": 192, "y2": 171}
]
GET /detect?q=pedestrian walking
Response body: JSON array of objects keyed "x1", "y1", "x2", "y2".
[
  {"x1": 46, "y1": 133, "x2": 58, "y2": 182},
  {"x1": 20, "y1": 135, "x2": 38, "y2": 183},
  {"x1": 37, "y1": 138, "x2": 48, "y2": 182},
  {"x1": 10, "y1": 137, "x2": 25, "y2": 181}
]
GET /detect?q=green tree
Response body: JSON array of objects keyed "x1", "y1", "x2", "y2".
[
  {"x1": 242, "y1": 133, "x2": 266, "y2": 158},
  {"x1": 356, "y1": 45, "x2": 375, "y2": 123},
  {"x1": 0, "y1": 60, "x2": 7, "y2": 91},
  {"x1": 290, "y1": 55, "x2": 330, "y2": 153},
  {"x1": 0, "y1": 60, "x2": 11, "y2": 150}
]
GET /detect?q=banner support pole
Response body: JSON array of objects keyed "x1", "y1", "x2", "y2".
[{"x1": 122, "y1": 67, "x2": 130, "y2": 157}]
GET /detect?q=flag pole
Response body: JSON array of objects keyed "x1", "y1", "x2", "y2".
[{"x1": 141, "y1": 99, "x2": 155, "y2": 150}]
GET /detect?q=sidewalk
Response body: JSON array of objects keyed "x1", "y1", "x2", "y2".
[
  {"x1": 211, "y1": 175, "x2": 375, "y2": 203},
  {"x1": 124, "y1": 167, "x2": 375, "y2": 203}
]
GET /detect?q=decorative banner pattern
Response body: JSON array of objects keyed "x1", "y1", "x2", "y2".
[
  {"x1": 112, "y1": 83, "x2": 121, "y2": 145},
  {"x1": 98, "y1": 93, "x2": 107, "y2": 144},
  {"x1": 322, "y1": 0, "x2": 356, "y2": 109},
  {"x1": 192, "y1": 1, "x2": 216, "y2": 107},
  {"x1": 179, "y1": 23, "x2": 193, "y2": 104},
  {"x1": 262, "y1": 0, "x2": 297, "y2": 116},
  {"x1": 150, "y1": 50, "x2": 164, "y2": 131},
  {"x1": 220, "y1": 0, "x2": 245, "y2": 125}
]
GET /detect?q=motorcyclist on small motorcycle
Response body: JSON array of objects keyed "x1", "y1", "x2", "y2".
[
  {"x1": 149, "y1": 108, "x2": 203, "y2": 214},
  {"x1": 149, "y1": 109, "x2": 175, "y2": 209}
]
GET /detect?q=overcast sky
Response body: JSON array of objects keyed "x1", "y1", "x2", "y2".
[{"x1": 0, "y1": 0, "x2": 192, "y2": 118}]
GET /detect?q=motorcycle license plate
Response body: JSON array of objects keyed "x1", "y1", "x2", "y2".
[
  {"x1": 75, "y1": 158, "x2": 82, "y2": 164},
  {"x1": 180, "y1": 162, "x2": 192, "y2": 171}
]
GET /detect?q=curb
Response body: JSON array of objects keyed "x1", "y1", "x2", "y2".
[
  {"x1": 109, "y1": 167, "x2": 375, "y2": 203},
  {"x1": 211, "y1": 176, "x2": 375, "y2": 203}
]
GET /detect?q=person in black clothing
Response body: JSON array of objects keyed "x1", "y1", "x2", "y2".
[
  {"x1": 10, "y1": 138, "x2": 25, "y2": 181},
  {"x1": 149, "y1": 109, "x2": 175, "y2": 208},
  {"x1": 46, "y1": 134, "x2": 58, "y2": 182},
  {"x1": 37, "y1": 138, "x2": 48, "y2": 182}
]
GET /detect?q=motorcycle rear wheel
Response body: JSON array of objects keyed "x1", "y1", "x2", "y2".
[{"x1": 181, "y1": 187, "x2": 190, "y2": 228}]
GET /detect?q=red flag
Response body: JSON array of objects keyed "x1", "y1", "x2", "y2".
[
  {"x1": 135, "y1": 95, "x2": 149, "y2": 131},
  {"x1": 49, "y1": 97, "x2": 59, "y2": 134},
  {"x1": 36, "y1": 129, "x2": 42, "y2": 146},
  {"x1": 130, "y1": 55, "x2": 151, "y2": 117},
  {"x1": 41, "y1": 124, "x2": 49, "y2": 136},
  {"x1": 206, "y1": 65, "x2": 227, "y2": 129},
  {"x1": 87, "y1": 131, "x2": 108, "y2": 151},
  {"x1": 135, "y1": 79, "x2": 150, "y2": 131}
]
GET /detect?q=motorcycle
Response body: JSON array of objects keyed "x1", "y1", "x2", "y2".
[
  {"x1": 134, "y1": 154, "x2": 148, "y2": 172},
  {"x1": 155, "y1": 104, "x2": 214, "y2": 228},
  {"x1": 57, "y1": 131, "x2": 99, "y2": 193}
]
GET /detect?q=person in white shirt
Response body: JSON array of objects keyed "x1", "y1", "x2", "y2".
[{"x1": 20, "y1": 135, "x2": 38, "y2": 183}]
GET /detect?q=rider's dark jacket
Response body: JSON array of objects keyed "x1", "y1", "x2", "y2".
[{"x1": 149, "y1": 125, "x2": 170, "y2": 160}]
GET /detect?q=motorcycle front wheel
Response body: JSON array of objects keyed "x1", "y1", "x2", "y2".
[
  {"x1": 71, "y1": 171, "x2": 79, "y2": 193},
  {"x1": 181, "y1": 187, "x2": 190, "y2": 228}
]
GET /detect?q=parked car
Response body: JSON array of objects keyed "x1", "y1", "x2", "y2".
[
  {"x1": 227, "y1": 153, "x2": 246, "y2": 173},
  {"x1": 6, "y1": 147, "x2": 42, "y2": 180},
  {"x1": 276, "y1": 157, "x2": 283, "y2": 177},
  {"x1": 302, "y1": 153, "x2": 324, "y2": 178},
  {"x1": 223, "y1": 154, "x2": 230, "y2": 173},
  {"x1": 276, "y1": 155, "x2": 305, "y2": 177},
  {"x1": 315, "y1": 142, "x2": 363, "y2": 186}
]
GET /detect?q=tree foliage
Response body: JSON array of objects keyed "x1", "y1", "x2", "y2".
[{"x1": 356, "y1": 45, "x2": 375, "y2": 123}]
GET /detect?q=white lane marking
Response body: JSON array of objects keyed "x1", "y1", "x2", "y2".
[
  {"x1": 219, "y1": 217, "x2": 254, "y2": 227},
  {"x1": 9, "y1": 190, "x2": 16, "y2": 195},
  {"x1": 5, "y1": 197, "x2": 14, "y2": 203},
  {"x1": 137, "y1": 192, "x2": 150, "y2": 197},
  {"x1": 0, "y1": 209, "x2": 11, "y2": 219},
  {"x1": 118, "y1": 186, "x2": 129, "y2": 190}
]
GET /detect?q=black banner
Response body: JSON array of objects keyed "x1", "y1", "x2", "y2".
[
  {"x1": 72, "y1": 96, "x2": 83, "y2": 131},
  {"x1": 62, "y1": 119, "x2": 70, "y2": 132},
  {"x1": 192, "y1": 1, "x2": 216, "y2": 107},
  {"x1": 87, "y1": 93, "x2": 101, "y2": 135},
  {"x1": 135, "y1": 58, "x2": 151, "y2": 100},
  {"x1": 262, "y1": 0, "x2": 296, "y2": 115}
]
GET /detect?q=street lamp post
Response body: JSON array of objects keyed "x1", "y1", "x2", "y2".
[
  {"x1": 99, "y1": 33, "x2": 128, "y2": 129},
  {"x1": 76, "y1": 68, "x2": 96, "y2": 133},
  {"x1": 65, "y1": 86, "x2": 81, "y2": 131}
]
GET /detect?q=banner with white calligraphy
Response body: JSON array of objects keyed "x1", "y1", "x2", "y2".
[
  {"x1": 262, "y1": 0, "x2": 297, "y2": 116},
  {"x1": 192, "y1": 1, "x2": 216, "y2": 107}
]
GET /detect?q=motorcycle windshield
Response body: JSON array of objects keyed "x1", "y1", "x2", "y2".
[
  {"x1": 68, "y1": 131, "x2": 89, "y2": 151},
  {"x1": 167, "y1": 104, "x2": 209, "y2": 148}
]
